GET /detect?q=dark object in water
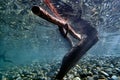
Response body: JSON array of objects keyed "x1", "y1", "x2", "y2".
[
  {"x1": 31, "y1": 1, "x2": 98, "y2": 80},
  {"x1": 55, "y1": 33, "x2": 98, "y2": 80},
  {"x1": 0, "y1": 51, "x2": 13, "y2": 63}
]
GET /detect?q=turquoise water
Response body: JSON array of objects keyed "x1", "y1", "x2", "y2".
[
  {"x1": 0, "y1": 0, "x2": 70, "y2": 66},
  {"x1": 0, "y1": 0, "x2": 120, "y2": 80}
]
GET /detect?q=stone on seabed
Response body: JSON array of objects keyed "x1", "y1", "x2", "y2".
[
  {"x1": 111, "y1": 75, "x2": 119, "y2": 80},
  {"x1": 2, "y1": 76, "x2": 7, "y2": 80},
  {"x1": 73, "y1": 77, "x2": 81, "y2": 80},
  {"x1": 87, "y1": 76, "x2": 94, "y2": 80},
  {"x1": 16, "y1": 76, "x2": 22, "y2": 80},
  {"x1": 67, "y1": 74, "x2": 74, "y2": 79}
]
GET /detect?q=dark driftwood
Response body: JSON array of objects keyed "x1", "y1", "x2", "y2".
[{"x1": 32, "y1": 5, "x2": 98, "y2": 80}]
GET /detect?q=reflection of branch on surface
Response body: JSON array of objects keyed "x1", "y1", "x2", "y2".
[{"x1": 44, "y1": 0, "x2": 64, "y2": 20}]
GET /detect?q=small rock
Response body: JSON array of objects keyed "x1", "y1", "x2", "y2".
[
  {"x1": 67, "y1": 74, "x2": 74, "y2": 79},
  {"x1": 111, "y1": 75, "x2": 119, "y2": 80},
  {"x1": 87, "y1": 71, "x2": 93, "y2": 77},
  {"x1": 73, "y1": 77, "x2": 81, "y2": 80},
  {"x1": 92, "y1": 69, "x2": 98, "y2": 75},
  {"x1": 16, "y1": 76, "x2": 22, "y2": 80},
  {"x1": 115, "y1": 68, "x2": 120, "y2": 72},
  {"x1": 100, "y1": 71, "x2": 109, "y2": 77},
  {"x1": 98, "y1": 75, "x2": 106, "y2": 80},
  {"x1": 105, "y1": 68, "x2": 112, "y2": 73},
  {"x1": 87, "y1": 76, "x2": 94, "y2": 80},
  {"x1": 47, "y1": 72, "x2": 55, "y2": 77},
  {"x1": 93, "y1": 75, "x2": 99, "y2": 80},
  {"x1": 115, "y1": 68, "x2": 120, "y2": 75},
  {"x1": 76, "y1": 65, "x2": 81, "y2": 69},
  {"x1": 2, "y1": 76, "x2": 7, "y2": 80},
  {"x1": 110, "y1": 64, "x2": 114, "y2": 68}
]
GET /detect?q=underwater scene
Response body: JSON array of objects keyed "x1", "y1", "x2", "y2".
[{"x1": 0, "y1": 0, "x2": 120, "y2": 80}]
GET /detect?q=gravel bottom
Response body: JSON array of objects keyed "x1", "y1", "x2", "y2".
[{"x1": 0, "y1": 56, "x2": 120, "y2": 80}]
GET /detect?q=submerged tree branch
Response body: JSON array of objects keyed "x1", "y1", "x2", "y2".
[{"x1": 31, "y1": 6, "x2": 82, "y2": 40}]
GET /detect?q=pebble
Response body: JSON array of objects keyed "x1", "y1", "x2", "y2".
[
  {"x1": 111, "y1": 75, "x2": 119, "y2": 80},
  {"x1": 0, "y1": 56, "x2": 120, "y2": 80},
  {"x1": 2, "y1": 76, "x2": 7, "y2": 80},
  {"x1": 105, "y1": 68, "x2": 112, "y2": 73},
  {"x1": 73, "y1": 77, "x2": 81, "y2": 80},
  {"x1": 98, "y1": 75, "x2": 106, "y2": 79},
  {"x1": 87, "y1": 76, "x2": 94, "y2": 80},
  {"x1": 115, "y1": 68, "x2": 120, "y2": 74},
  {"x1": 100, "y1": 71, "x2": 109, "y2": 77},
  {"x1": 67, "y1": 74, "x2": 74, "y2": 79},
  {"x1": 16, "y1": 76, "x2": 22, "y2": 80}
]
